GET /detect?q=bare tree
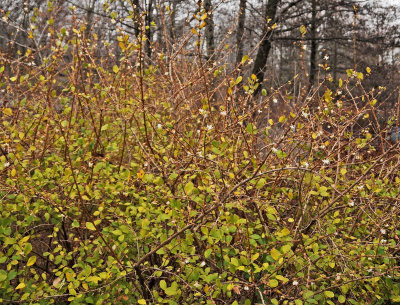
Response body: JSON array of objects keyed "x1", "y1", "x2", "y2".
[
  {"x1": 235, "y1": 0, "x2": 247, "y2": 66},
  {"x1": 251, "y1": 0, "x2": 280, "y2": 94},
  {"x1": 204, "y1": 0, "x2": 215, "y2": 60}
]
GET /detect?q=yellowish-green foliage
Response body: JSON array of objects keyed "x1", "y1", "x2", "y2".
[{"x1": 0, "y1": 10, "x2": 400, "y2": 305}]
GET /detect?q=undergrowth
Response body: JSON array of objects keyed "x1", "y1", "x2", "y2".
[{"x1": 0, "y1": 7, "x2": 400, "y2": 305}]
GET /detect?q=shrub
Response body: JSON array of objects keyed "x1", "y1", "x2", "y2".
[{"x1": 0, "y1": 9, "x2": 400, "y2": 305}]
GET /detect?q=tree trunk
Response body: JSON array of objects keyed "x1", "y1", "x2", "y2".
[
  {"x1": 251, "y1": 0, "x2": 279, "y2": 95},
  {"x1": 145, "y1": 0, "x2": 154, "y2": 59},
  {"x1": 235, "y1": 0, "x2": 247, "y2": 66},
  {"x1": 132, "y1": 0, "x2": 141, "y2": 38},
  {"x1": 308, "y1": 0, "x2": 317, "y2": 89},
  {"x1": 169, "y1": 0, "x2": 177, "y2": 42},
  {"x1": 204, "y1": 0, "x2": 215, "y2": 61},
  {"x1": 85, "y1": 0, "x2": 96, "y2": 37}
]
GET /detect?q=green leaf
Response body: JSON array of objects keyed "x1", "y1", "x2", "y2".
[
  {"x1": 93, "y1": 162, "x2": 104, "y2": 174},
  {"x1": 0, "y1": 270, "x2": 7, "y2": 282},
  {"x1": 160, "y1": 280, "x2": 167, "y2": 290},
  {"x1": 24, "y1": 243, "x2": 32, "y2": 255},
  {"x1": 268, "y1": 279, "x2": 279, "y2": 288},
  {"x1": 338, "y1": 295, "x2": 346, "y2": 303},
  {"x1": 204, "y1": 248, "x2": 212, "y2": 258},
  {"x1": 241, "y1": 55, "x2": 249, "y2": 64},
  {"x1": 164, "y1": 286, "x2": 177, "y2": 296},
  {"x1": 86, "y1": 222, "x2": 96, "y2": 231},
  {"x1": 113, "y1": 65, "x2": 119, "y2": 73},
  {"x1": 256, "y1": 178, "x2": 266, "y2": 189},
  {"x1": 324, "y1": 291, "x2": 334, "y2": 298}
]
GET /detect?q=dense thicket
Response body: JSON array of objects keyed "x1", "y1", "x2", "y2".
[{"x1": 0, "y1": 1, "x2": 400, "y2": 304}]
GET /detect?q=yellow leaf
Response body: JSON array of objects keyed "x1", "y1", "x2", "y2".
[
  {"x1": 85, "y1": 222, "x2": 96, "y2": 231},
  {"x1": 366, "y1": 67, "x2": 371, "y2": 74},
  {"x1": 300, "y1": 25, "x2": 307, "y2": 35},
  {"x1": 138, "y1": 300, "x2": 147, "y2": 305},
  {"x1": 66, "y1": 272, "x2": 74, "y2": 282},
  {"x1": 16, "y1": 282, "x2": 26, "y2": 290},
  {"x1": 27, "y1": 256, "x2": 36, "y2": 267},
  {"x1": 2, "y1": 108, "x2": 12, "y2": 116},
  {"x1": 137, "y1": 169, "x2": 144, "y2": 179},
  {"x1": 270, "y1": 248, "x2": 280, "y2": 261},
  {"x1": 268, "y1": 279, "x2": 279, "y2": 288},
  {"x1": 277, "y1": 228, "x2": 290, "y2": 237}
]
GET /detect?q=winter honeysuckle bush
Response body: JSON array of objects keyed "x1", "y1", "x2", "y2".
[{"x1": 1, "y1": 16, "x2": 400, "y2": 305}]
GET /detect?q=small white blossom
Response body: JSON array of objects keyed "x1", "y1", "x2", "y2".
[
  {"x1": 88, "y1": 162, "x2": 93, "y2": 168},
  {"x1": 290, "y1": 125, "x2": 296, "y2": 131},
  {"x1": 220, "y1": 110, "x2": 227, "y2": 116},
  {"x1": 324, "y1": 55, "x2": 329, "y2": 60},
  {"x1": 185, "y1": 258, "x2": 190, "y2": 264},
  {"x1": 200, "y1": 261, "x2": 206, "y2": 267},
  {"x1": 293, "y1": 280, "x2": 299, "y2": 286},
  {"x1": 199, "y1": 109, "x2": 206, "y2": 115},
  {"x1": 157, "y1": 124, "x2": 162, "y2": 129},
  {"x1": 337, "y1": 90, "x2": 342, "y2": 95},
  {"x1": 206, "y1": 125, "x2": 213, "y2": 131},
  {"x1": 304, "y1": 162, "x2": 309, "y2": 169},
  {"x1": 258, "y1": 109, "x2": 262, "y2": 113},
  {"x1": 198, "y1": 151, "x2": 203, "y2": 158},
  {"x1": 301, "y1": 111, "x2": 309, "y2": 118},
  {"x1": 273, "y1": 98, "x2": 278, "y2": 104},
  {"x1": 348, "y1": 201, "x2": 355, "y2": 207},
  {"x1": 272, "y1": 147, "x2": 278, "y2": 153},
  {"x1": 244, "y1": 286, "x2": 249, "y2": 291},
  {"x1": 111, "y1": 19, "x2": 116, "y2": 24},
  {"x1": 322, "y1": 159, "x2": 330, "y2": 165},
  {"x1": 357, "y1": 185, "x2": 364, "y2": 190},
  {"x1": 380, "y1": 229, "x2": 386, "y2": 235},
  {"x1": 382, "y1": 239, "x2": 387, "y2": 244}
]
